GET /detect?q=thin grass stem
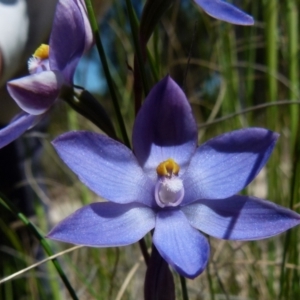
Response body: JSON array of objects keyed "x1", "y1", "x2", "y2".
[
  {"x1": 286, "y1": 0, "x2": 299, "y2": 152},
  {"x1": 125, "y1": 0, "x2": 150, "y2": 95},
  {"x1": 264, "y1": 0, "x2": 278, "y2": 126},
  {"x1": 198, "y1": 100, "x2": 300, "y2": 128},
  {"x1": 0, "y1": 194, "x2": 79, "y2": 300},
  {"x1": 84, "y1": 0, "x2": 130, "y2": 147}
]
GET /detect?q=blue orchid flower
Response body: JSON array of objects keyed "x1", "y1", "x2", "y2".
[
  {"x1": 194, "y1": 0, "x2": 254, "y2": 25},
  {"x1": 0, "y1": 0, "x2": 93, "y2": 149},
  {"x1": 48, "y1": 76, "x2": 300, "y2": 278}
]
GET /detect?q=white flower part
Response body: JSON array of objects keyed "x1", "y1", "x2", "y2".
[
  {"x1": 28, "y1": 57, "x2": 50, "y2": 74},
  {"x1": 155, "y1": 176, "x2": 184, "y2": 208}
]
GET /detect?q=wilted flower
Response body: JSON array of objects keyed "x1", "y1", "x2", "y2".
[
  {"x1": 0, "y1": 0, "x2": 92, "y2": 148},
  {"x1": 194, "y1": 0, "x2": 254, "y2": 25},
  {"x1": 48, "y1": 76, "x2": 300, "y2": 278}
]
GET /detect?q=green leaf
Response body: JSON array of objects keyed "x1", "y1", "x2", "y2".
[
  {"x1": 140, "y1": 0, "x2": 175, "y2": 44},
  {"x1": 61, "y1": 86, "x2": 117, "y2": 140}
]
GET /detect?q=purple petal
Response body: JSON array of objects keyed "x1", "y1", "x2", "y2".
[
  {"x1": 195, "y1": 0, "x2": 254, "y2": 25},
  {"x1": 133, "y1": 76, "x2": 197, "y2": 179},
  {"x1": 52, "y1": 131, "x2": 154, "y2": 206},
  {"x1": 76, "y1": 0, "x2": 93, "y2": 52},
  {"x1": 182, "y1": 128, "x2": 279, "y2": 204},
  {"x1": 7, "y1": 71, "x2": 63, "y2": 115},
  {"x1": 49, "y1": 0, "x2": 91, "y2": 82},
  {"x1": 182, "y1": 195, "x2": 300, "y2": 240},
  {"x1": 153, "y1": 209, "x2": 210, "y2": 279},
  {"x1": 0, "y1": 113, "x2": 42, "y2": 149},
  {"x1": 47, "y1": 202, "x2": 155, "y2": 246}
]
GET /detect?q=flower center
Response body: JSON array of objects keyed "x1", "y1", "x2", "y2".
[
  {"x1": 155, "y1": 159, "x2": 184, "y2": 208},
  {"x1": 33, "y1": 44, "x2": 50, "y2": 59},
  {"x1": 28, "y1": 44, "x2": 50, "y2": 74}
]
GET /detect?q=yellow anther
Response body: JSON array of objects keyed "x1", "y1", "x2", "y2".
[
  {"x1": 156, "y1": 159, "x2": 180, "y2": 177},
  {"x1": 33, "y1": 44, "x2": 49, "y2": 59}
]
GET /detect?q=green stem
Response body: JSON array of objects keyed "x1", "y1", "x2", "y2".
[
  {"x1": 264, "y1": 0, "x2": 278, "y2": 127},
  {"x1": 147, "y1": 48, "x2": 159, "y2": 82},
  {"x1": 84, "y1": 0, "x2": 130, "y2": 147},
  {"x1": 0, "y1": 194, "x2": 79, "y2": 300},
  {"x1": 279, "y1": 115, "x2": 300, "y2": 299},
  {"x1": 279, "y1": 2, "x2": 299, "y2": 296},
  {"x1": 206, "y1": 261, "x2": 215, "y2": 300},
  {"x1": 179, "y1": 275, "x2": 189, "y2": 300},
  {"x1": 125, "y1": 0, "x2": 150, "y2": 95},
  {"x1": 286, "y1": 0, "x2": 299, "y2": 152},
  {"x1": 218, "y1": 24, "x2": 239, "y2": 118},
  {"x1": 245, "y1": 2, "x2": 258, "y2": 121}
]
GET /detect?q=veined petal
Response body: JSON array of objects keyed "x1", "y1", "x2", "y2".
[
  {"x1": 194, "y1": 0, "x2": 254, "y2": 25},
  {"x1": 153, "y1": 209, "x2": 210, "y2": 279},
  {"x1": 47, "y1": 202, "x2": 155, "y2": 246},
  {"x1": 49, "y1": 0, "x2": 89, "y2": 82},
  {"x1": 182, "y1": 128, "x2": 278, "y2": 203},
  {"x1": 77, "y1": 0, "x2": 93, "y2": 52},
  {"x1": 7, "y1": 71, "x2": 63, "y2": 115},
  {"x1": 182, "y1": 195, "x2": 300, "y2": 240},
  {"x1": 133, "y1": 76, "x2": 197, "y2": 180},
  {"x1": 52, "y1": 131, "x2": 154, "y2": 206},
  {"x1": 0, "y1": 113, "x2": 42, "y2": 149}
]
